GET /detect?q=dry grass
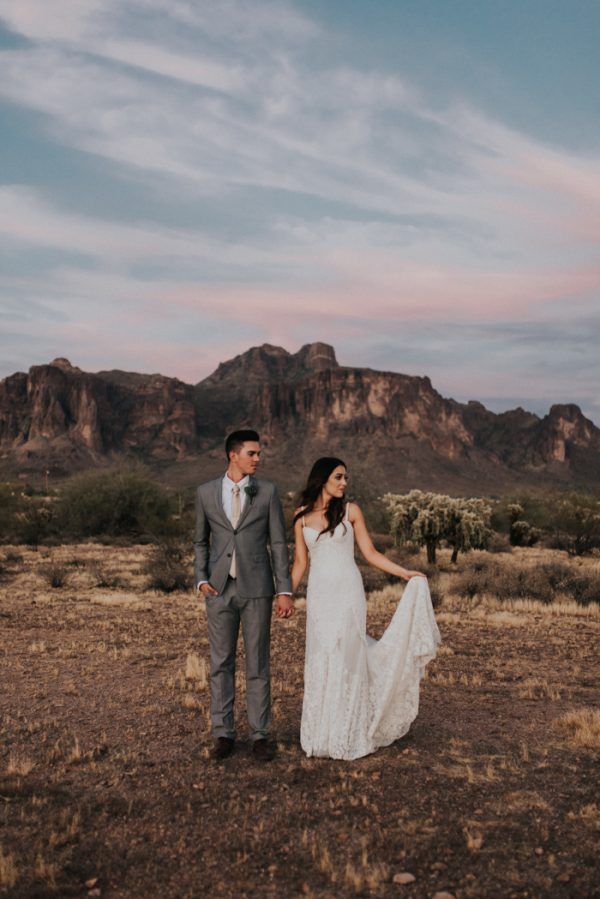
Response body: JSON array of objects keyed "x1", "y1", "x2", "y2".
[
  {"x1": 0, "y1": 846, "x2": 18, "y2": 890},
  {"x1": 6, "y1": 753, "x2": 36, "y2": 776},
  {"x1": 518, "y1": 677, "x2": 564, "y2": 701},
  {"x1": 185, "y1": 651, "x2": 208, "y2": 686},
  {"x1": 556, "y1": 708, "x2": 600, "y2": 749}
]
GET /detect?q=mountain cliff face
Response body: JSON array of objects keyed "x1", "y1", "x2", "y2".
[{"x1": 1, "y1": 344, "x2": 599, "y2": 493}]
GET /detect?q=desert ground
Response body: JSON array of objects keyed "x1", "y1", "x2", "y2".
[{"x1": 0, "y1": 544, "x2": 599, "y2": 898}]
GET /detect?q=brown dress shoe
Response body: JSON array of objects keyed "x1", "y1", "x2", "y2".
[
  {"x1": 252, "y1": 738, "x2": 275, "y2": 761},
  {"x1": 212, "y1": 737, "x2": 234, "y2": 760}
]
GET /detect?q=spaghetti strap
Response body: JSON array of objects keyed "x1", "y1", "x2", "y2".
[{"x1": 345, "y1": 502, "x2": 350, "y2": 522}]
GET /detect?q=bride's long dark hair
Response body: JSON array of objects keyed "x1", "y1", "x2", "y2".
[{"x1": 293, "y1": 457, "x2": 348, "y2": 538}]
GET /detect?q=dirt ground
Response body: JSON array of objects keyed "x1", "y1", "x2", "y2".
[{"x1": 0, "y1": 545, "x2": 599, "y2": 898}]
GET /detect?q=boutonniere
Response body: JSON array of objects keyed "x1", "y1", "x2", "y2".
[{"x1": 244, "y1": 484, "x2": 258, "y2": 504}]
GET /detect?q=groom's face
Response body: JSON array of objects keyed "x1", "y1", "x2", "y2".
[{"x1": 231, "y1": 441, "x2": 261, "y2": 476}]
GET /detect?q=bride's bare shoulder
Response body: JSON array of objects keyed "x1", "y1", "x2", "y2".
[{"x1": 347, "y1": 501, "x2": 364, "y2": 522}]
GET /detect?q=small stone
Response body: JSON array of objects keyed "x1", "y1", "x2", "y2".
[
  {"x1": 88, "y1": 891, "x2": 101, "y2": 898},
  {"x1": 85, "y1": 880, "x2": 98, "y2": 889},
  {"x1": 534, "y1": 847, "x2": 544, "y2": 856},
  {"x1": 431, "y1": 862, "x2": 446, "y2": 871},
  {"x1": 556, "y1": 873, "x2": 571, "y2": 883},
  {"x1": 393, "y1": 872, "x2": 416, "y2": 885},
  {"x1": 433, "y1": 893, "x2": 456, "y2": 899}
]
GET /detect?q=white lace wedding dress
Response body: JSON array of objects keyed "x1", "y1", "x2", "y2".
[{"x1": 300, "y1": 507, "x2": 441, "y2": 760}]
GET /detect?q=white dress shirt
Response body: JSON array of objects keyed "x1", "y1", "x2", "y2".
[{"x1": 197, "y1": 473, "x2": 292, "y2": 595}]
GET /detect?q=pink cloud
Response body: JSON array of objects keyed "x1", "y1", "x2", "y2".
[{"x1": 150, "y1": 261, "x2": 600, "y2": 330}]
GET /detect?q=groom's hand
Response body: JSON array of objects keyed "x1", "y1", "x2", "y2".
[
  {"x1": 275, "y1": 594, "x2": 294, "y2": 618},
  {"x1": 199, "y1": 583, "x2": 219, "y2": 596}
]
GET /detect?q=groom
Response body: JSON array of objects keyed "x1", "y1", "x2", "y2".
[{"x1": 195, "y1": 429, "x2": 294, "y2": 761}]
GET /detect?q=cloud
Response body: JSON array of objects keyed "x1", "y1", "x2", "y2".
[{"x1": 0, "y1": 0, "x2": 599, "y2": 421}]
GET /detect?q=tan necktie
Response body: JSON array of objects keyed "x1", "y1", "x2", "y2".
[{"x1": 229, "y1": 485, "x2": 241, "y2": 578}]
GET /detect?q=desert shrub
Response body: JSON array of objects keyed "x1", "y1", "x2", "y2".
[
  {"x1": 486, "y1": 532, "x2": 513, "y2": 554},
  {"x1": 57, "y1": 465, "x2": 174, "y2": 539},
  {"x1": 372, "y1": 533, "x2": 395, "y2": 553},
  {"x1": 451, "y1": 556, "x2": 499, "y2": 599},
  {"x1": 538, "y1": 561, "x2": 600, "y2": 606},
  {"x1": 546, "y1": 494, "x2": 600, "y2": 556},
  {"x1": 38, "y1": 562, "x2": 69, "y2": 588},
  {"x1": 0, "y1": 550, "x2": 23, "y2": 582},
  {"x1": 88, "y1": 561, "x2": 124, "y2": 589},
  {"x1": 429, "y1": 582, "x2": 443, "y2": 609},
  {"x1": 4, "y1": 551, "x2": 24, "y2": 564},
  {"x1": 144, "y1": 540, "x2": 192, "y2": 593},
  {"x1": 492, "y1": 495, "x2": 555, "y2": 535},
  {"x1": 510, "y1": 520, "x2": 541, "y2": 547},
  {"x1": 15, "y1": 503, "x2": 56, "y2": 546},
  {"x1": 451, "y1": 557, "x2": 600, "y2": 606}
]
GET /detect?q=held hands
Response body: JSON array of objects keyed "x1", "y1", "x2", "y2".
[
  {"x1": 400, "y1": 569, "x2": 428, "y2": 581},
  {"x1": 275, "y1": 594, "x2": 294, "y2": 619}
]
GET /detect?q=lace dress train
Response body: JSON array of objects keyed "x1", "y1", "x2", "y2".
[{"x1": 300, "y1": 511, "x2": 440, "y2": 760}]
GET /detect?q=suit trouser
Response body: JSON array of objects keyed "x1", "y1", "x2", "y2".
[{"x1": 205, "y1": 576, "x2": 273, "y2": 741}]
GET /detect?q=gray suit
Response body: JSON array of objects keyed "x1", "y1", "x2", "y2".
[{"x1": 194, "y1": 475, "x2": 292, "y2": 741}]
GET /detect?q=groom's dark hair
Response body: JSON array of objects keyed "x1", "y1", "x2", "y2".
[{"x1": 225, "y1": 429, "x2": 260, "y2": 460}]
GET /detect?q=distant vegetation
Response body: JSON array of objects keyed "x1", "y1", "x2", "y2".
[
  {"x1": 382, "y1": 490, "x2": 492, "y2": 563},
  {"x1": 1, "y1": 472, "x2": 599, "y2": 569},
  {"x1": 0, "y1": 464, "x2": 194, "y2": 546}
]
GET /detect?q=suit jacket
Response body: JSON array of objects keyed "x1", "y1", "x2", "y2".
[{"x1": 194, "y1": 475, "x2": 292, "y2": 598}]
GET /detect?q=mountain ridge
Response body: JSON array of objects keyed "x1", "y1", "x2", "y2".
[{"x1": 1, "y1": 343, "x2": 598, "y2": 494}]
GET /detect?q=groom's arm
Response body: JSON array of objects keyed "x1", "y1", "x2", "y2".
[
  {"x1": 194, "y1": 488, "x2": 211, "y2": 590},
  {"x1": 268, "y1": 484, "x2": 293, "y2": 596}
]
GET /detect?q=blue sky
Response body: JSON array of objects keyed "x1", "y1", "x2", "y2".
[{"x1": 0, "y1": 0, "x2": 598, "y2": 421}]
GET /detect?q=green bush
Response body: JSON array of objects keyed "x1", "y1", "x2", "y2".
[
  {"x1": 57, "y1": 465, "x2": 175, "y2": 539},
  {"x1": 546, "y1": 494, "x2": 600, "y2": 556}
]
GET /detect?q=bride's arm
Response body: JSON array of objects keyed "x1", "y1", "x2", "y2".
[
  {"x1": 291, "y1": 514, "x2": 309, "y2": 593},
  {"x1": 350, "y1": 503, "x2": 426, "y2": 581}
]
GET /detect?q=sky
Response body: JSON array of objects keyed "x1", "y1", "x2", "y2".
[{"x1": 0, "y1": 0, "x2": 599, "y2": 421}]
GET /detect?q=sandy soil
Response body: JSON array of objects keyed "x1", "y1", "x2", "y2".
[{"x1": 0, "y1": 545, "x2": 598, "y2": 898}]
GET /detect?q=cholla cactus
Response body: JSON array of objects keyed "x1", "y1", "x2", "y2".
[{"x1": 382, "y1": 490, "x2": 492, "y2": 564}]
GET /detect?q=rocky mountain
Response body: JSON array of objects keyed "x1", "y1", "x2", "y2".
[{"x1": 1, "y1": 344, "x2": 599, "y2": 495}]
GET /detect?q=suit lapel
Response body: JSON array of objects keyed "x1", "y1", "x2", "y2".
[
  {"x1": 235, "y1": 475, "x2": 257, "y2": 530},
  {"x1": 213, "y1": 477, "x2": 233, "y2": 530}
]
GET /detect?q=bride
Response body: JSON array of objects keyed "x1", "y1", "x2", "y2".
[{"x1": 292, "y1": 457, "x2": 441, "y2": 760}]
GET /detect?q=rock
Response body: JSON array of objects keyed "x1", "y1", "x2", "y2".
[
  {"x1": 393, "y1": 872, "x2": 416, "y2": 884},
  {"x1": 2, "y1": 344, "x2": 599, "y2": 490},
  {"x1": 432, "y1": 893, "x2": 455, "y2": 899},
  {"x1": 85, "y1": 879, "x2": 98, "y2": 889}
]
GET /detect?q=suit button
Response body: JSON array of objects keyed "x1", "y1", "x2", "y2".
[
  {"x1": 227, "y1": 552, "x2": 232, "y2": 558},
  {"x1": 233, "y1": 529, "x2": 238, "y2": 535}
]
